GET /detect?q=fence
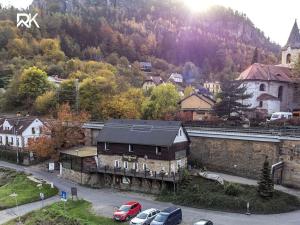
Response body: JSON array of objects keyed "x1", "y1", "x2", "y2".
[{"x1": 0, "y1": 146, "x2": 31, "y2": 165}]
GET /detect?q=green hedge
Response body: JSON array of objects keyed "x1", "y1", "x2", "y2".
[{"x1": 0, "y1": 149, "x2": 29, "y2": 164}]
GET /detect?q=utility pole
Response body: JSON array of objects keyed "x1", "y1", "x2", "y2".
[{"x1": 75, "y1": 79, "x2": 79, "y2": 113}]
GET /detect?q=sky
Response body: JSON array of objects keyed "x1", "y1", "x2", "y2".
[{"x1": 0, "y1": 0, "x2": 299, "y2": 46}]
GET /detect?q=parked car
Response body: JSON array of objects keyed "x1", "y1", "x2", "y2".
[
  {"x1": 268, "y1": 112, "x2": 293, "y2": 121},
  {"x1": 113, "y1": 201, "x2": 142, "y2": 221},
  {"x1": 194, "y1": 220, "x2": 213, "y2": 225},
  {"x1": 150, "y1": 207, "x2": 182, "y2": 225},
  {"x1": 130, "y1": 208, "x2": 160, "y2": 225}
]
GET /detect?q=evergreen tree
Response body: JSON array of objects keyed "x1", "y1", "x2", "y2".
[
  {"x1": 257, "y1": 156, "x2": 274, "y2": 198},
  {"x1": 213, "y1": 79, "x2": 252, "y2": 118},
  {"x1": 251, "y1": 47, "x2": 259, "y2": 64}
]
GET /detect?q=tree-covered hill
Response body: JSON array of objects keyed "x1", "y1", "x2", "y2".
[{"x1": 3, "y1": 0, "x2": 280, "y2": 80}]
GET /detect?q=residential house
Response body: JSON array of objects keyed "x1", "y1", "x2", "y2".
[
  {"x1": 168, "y1": 73, "x2": 183, "y2": 84},
  {"x1": 97, "y1": 119, "x2": 190, "y2": 175},
  {"x1": 203, "y1": 81, "x2": 221, "y2": 95},
  {"x1": 179, "y1": 93, "x2": 215, "y2": 121},
  {"x1": 140, "y1": 62, "x2": 152, "y2": 72},
  {"x1": 236, "y1": 63, "x2": 294, "y2": 115},
  {"x1": 142, "y1": 76, "x2": 164, "y2": 90},
  {"x1": 0, "y1": 116, "x2": 45, "y2": 148},
  {"x1": 47, "y1": 75, "x2": 65, "y2": 86}
]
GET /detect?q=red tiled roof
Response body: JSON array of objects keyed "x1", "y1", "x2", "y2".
[
  {"x1": 257, "y1": 93, "x2": 279, "y2": 101},
  {"x1": 237, "y1": 63, "x2": 293, "y2": 83}
]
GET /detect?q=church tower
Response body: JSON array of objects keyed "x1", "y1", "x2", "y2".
[{"x1": 282, "y1": 20, "x2": 300, "y2": 66}]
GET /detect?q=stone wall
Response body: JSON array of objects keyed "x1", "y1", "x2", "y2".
[
  {"x1": 61, "y1": 167, "x2": 91, "y2": 184},
  {"x1": 280, "y1": 140, "x2": 300, "y2": 188},
  {"x1": 98, "y1": 154, "x2": 187, "y2": 174},
  {"x1": 190, "y1": 137, "x2": 280, "y2": 179}
]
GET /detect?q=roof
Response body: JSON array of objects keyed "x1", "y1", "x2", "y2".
[
  {"x1": 161, "y1": 206, "x2": 181, "y2": 213},
  {"x1": 179, "y1": 93, "x2": 215, "y2": 105},
  {"x1": 139, "y1": 62, "x2": 152, "y2": 67},
  {"x1": 236, "y1": 63, "x2": 293, "y2": 83},
  {"x1": 257, "y1": 93, "x2": 279, "y2": 101},
  {"x1": 0, "y1": 117, "x2": 42, "y2": 135},
  {"x1": 97, "y1": 119, "x2": 188, "y2": 147},
  {"x1": 144, "y1": 76, "x2": 163, "y2": 85},
  {"x1": 283, "y1": 20, "x2": 300, "y2": 50},
  {"x1": 60, "y1": 146, "x2": 97, "y2": 158}
]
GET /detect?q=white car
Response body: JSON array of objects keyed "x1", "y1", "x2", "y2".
[
  {"x1": 194, "y1": 220, "x2": 213, "y2": 225},
  {"x1": 130, "y1": 208, "x2": 160, "y2": 225}
]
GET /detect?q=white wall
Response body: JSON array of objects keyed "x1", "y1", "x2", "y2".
[
  {"x1": 22, "y1": 119, "x2": 44, "y2": 147},
  {"x1": 241, "y1": 81, "x2": 294, "y2": 115},
  {"x1": 173, "y1": 127, "x2": 188, "y2": 143}
]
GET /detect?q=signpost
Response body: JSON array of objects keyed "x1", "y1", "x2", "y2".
[
  {"x1": 61, "y1": 191, "x2": 67, "y2": 214},
  {"x1": 49, "y1": 162, "x2": 55, "y2": 172},
  {"x1": 40, "y1": 192, "x2": 44, "y2": 208}
]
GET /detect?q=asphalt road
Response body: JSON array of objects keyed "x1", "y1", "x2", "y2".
[{"x1": 0, "y1": 161, "x2": 300, "y2": 225}]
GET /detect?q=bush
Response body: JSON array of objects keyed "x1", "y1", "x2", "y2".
[{"x1": 224, "y1": 183, "x2": 243, "y2": 196}]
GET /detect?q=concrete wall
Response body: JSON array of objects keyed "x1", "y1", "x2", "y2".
[{"x1": 190, "y1": 136, "x2": 280, "y2": 178}]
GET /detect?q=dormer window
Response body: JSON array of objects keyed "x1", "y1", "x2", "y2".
[
  {"x1": 104, "y1": 142, "x2": 110, "y2": 151},
  {"x1": 129, "y1": 144, "x2": 133, "y2": 152},
  {"x1": 259, "y1": 84, "x2": 265, "y2": 91},
  {"x1": 32, "y1": 127, "x2": 35, "y2": 134}
]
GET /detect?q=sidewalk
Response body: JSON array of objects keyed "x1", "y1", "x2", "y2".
[
  {"x1": 207, "y1": 171, "x2": 300, "y2": 198},
  {"x1": 0, "y1": 196, "x2": 59, "y2": 224}
]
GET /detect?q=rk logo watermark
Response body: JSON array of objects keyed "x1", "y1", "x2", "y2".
[{"x1": 17, "y1": 13, "x2": 40, "y2": 28}]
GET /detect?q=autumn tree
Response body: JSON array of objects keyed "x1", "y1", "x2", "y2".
[
  {"x1": 28, "y1": 136, "x2": 55, "y2": 160},
  {"x1": 19, "y1": 66, "x2": 52, "y2": 106},
  {"x1": 102, "y1": 88, "x2": 145, "y2": 119},
  {"x1": 142, "y1": 83, "x2": 180, "y2": 119},
  {"x1": 35, "y1": 91, "x2": 58, "y2": 115},
  {"x1": 49, "y1": 103, "x2": 90, "y2": 150}
]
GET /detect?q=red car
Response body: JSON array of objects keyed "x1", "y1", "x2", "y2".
[{"x1": 113, "y1": 201, "x2": 142, "y2": 221}]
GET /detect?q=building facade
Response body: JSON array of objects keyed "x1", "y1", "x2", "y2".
[
  {"x1": 142, "y1": 76, "x2": 164, "y2": 91},
  {"x1": 0, "y1": 117, "x2": 45, "y2": 148},
  {"x1": 237, "y1": 63, "x2": 294, "y2": 115},
  {"x1": 179, "y1": 93, "x2": 215, "y2": 121},
  {"x1": 97, "y1": 119, "x2": 190, "y2": 175},
  {"x1": 203, "y1": 81, "x2": 221, "y2": 95}
]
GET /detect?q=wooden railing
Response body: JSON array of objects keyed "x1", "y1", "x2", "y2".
[{"x1": 83, "y1": 165, "x2": 183, "y2": 182}]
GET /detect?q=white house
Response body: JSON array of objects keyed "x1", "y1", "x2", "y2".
[
  {"x1": 168, "y1": 73, "x2": 183, "y2": 84},
  {"x1": 236, "y1": 63, "x2": 294, "y2": 115},
  {"x1": 0, "y1": 117, "x2": 45, "y2": 148}
]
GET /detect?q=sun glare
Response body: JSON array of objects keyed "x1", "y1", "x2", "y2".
[{"x1": 183, "y1": 0, "x2": 213, "y2": 12}]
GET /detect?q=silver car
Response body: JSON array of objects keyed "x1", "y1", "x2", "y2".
[{"x1": 130, "y1": 208, "x2": 160, "y2": 225}]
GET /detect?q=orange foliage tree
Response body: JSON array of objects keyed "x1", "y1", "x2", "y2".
[{"x1": 28, "y1": 103, "x2": 90, "y2": 160}]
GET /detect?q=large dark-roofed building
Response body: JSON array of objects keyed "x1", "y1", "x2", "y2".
[{"x1": 97, "y1": 119, "x2": 190, "y2": 175}]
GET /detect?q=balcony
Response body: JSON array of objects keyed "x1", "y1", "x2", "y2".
[{"x1": 84, "y1": 165, "x2": 183, "y2": 182}]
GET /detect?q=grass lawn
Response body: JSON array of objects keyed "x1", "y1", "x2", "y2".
[
  {"x1": 158, "y1": 176, "x2": 300, "y2": 214},
  {"x1": 0, "y1": 167, "x2": 58, "y2": 210},
  {"x1": 5, "y1": 200, "x2": 120, "y2": 225}
]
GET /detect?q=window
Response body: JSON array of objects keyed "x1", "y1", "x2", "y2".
[
  {"x1": 286, "y1": 53, "x2": 291, "y2": 64},
  {"x1": 259, "y1": 83, "x2": 265, "y2": 91},
  {"x1": 104, "y1": 142, "x2": 110, "y2": 151},
  {"x1": 259, "y1": 101, "x2": 263, "y2": 107},
  {"x1": 132, "y1": 162, "x2": 138, "y2": 171},
  {"x1": 156, "y1": 146, "x2": 162, "y2": 155},
  {"x1": 114, "y1": 160, "x2": 120, "y2": 168},
  {"x1": 16, "y1": 138, "x2": 19, "y2": 147},
  {"x1": 5, "y1": 136, "x2": 8, "y2": 145},
  {"x1": 177, "y1": 160, "x2": 182, "y2": 170},
  {"x1": 129, "y1": 144, "x2": 133, "y2": 152},
  {"x1": 10, "y1": 137, "x2": 13, "y2": 145},
  {"x1": 179, "y1": 129, "x2": 182, "y2": 136},
  {"x1": 278, "y1": 86, "x2": 283, "y2": 101},
  {"x1": 0, "y1": 136, "x2": 2, "y2": 144},
  {"x1": 124, "y1": 161, "x2": 128, "y2": 169},
  {"x1": 32, "y1": 127, "x2": 35, "y2": 134}
]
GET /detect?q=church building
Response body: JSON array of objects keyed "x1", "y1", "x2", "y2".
[{"x1": 236, "y1": 20, "x2": 300, "y2": 115}]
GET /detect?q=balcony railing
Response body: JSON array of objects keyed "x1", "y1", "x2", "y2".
[{"x1": 83, "y1": 165, "x2": 183, "y2": 182}]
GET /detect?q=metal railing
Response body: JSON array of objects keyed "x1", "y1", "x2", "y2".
[{"x1": 84, "y1": 165, "x2": 183, "y2": 182}]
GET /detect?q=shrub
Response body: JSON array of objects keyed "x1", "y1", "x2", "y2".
[{"x1": 224, "y1": 183, "x2": 243, "y2": 196}]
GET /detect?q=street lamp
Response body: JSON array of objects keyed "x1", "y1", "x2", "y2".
[{"x1": 9, "y1": 193, "x2": 20, "y2": 223}]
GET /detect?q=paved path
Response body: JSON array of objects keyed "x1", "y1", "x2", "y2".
[
  {"x1": 0, "y1": 161, "x2": 300, "y2": 225},
  {"x1": 207, "y1": 171, "x2": 300, "y2": 197},
  {"x1": 0, "y1": 196, "x2": 59, "y2": 224}
]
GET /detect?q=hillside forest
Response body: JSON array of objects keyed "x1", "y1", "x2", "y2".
[{"x1": 0, "y1": 0, "x2": 281, "y2": 120}]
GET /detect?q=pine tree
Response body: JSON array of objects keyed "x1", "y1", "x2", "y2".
[
  {"x1": 257, "y1": 156, "x2": 274, "y2": 198},
  {"x1": 213, "y1": 79, "x2": 252, "y2": 119}
]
